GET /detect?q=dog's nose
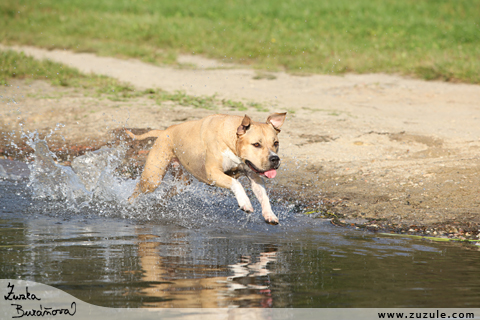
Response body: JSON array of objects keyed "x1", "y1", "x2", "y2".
[{"x1": 269, "y1": 155, "x2": 280, "y2": 167}]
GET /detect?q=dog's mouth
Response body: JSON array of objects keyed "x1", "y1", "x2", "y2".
[{"x1": 245, "y1": 160, "x2": 277, "y2": 179}]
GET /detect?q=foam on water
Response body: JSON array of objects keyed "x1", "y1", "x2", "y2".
[{"x1": 19, "y1": 133, "x2": 295, "y2": 229}]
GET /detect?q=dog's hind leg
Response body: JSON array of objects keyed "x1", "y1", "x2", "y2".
[
  {"x1": 128, "y1": 136, "x2": 174, "y2": 203},
  {"x1": 163, "y1": 158, "x2": 192, "y2": 200}
]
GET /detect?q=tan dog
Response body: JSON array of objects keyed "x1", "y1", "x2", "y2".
[{"x1": 126, "y1": 113, "x2": 286, "y2": 224}]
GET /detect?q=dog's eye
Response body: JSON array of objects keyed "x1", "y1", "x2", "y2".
[
  {"x1": 274, "y1": 141, "x2": 279, "y2": 147},
  {"x1": 252, "y1": 143, "x2": 261, "y2": 148}
]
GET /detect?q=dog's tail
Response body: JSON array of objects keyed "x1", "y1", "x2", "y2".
[{"x1": 125, "y1": 129, "x2": 163, "y2": 141}]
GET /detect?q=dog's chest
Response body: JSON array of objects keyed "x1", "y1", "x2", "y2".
[{"x1": 222, "y1": 149, "x2": 242, "y2": 172}]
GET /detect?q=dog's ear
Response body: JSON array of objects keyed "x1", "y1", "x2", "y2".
[
  {"x1": 266, "y1": 112, "x2": 287, "y2": 132},
  {"x1": 237, "y1": 115, "x2": 252, "y2": 136}
]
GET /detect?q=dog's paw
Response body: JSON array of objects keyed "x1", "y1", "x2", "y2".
[
  {"x1": 236, "y1": 195, "x2": 254, "y2": 213},
  {"x1": 240, "y1": 204, "x2": 254, "y2": 213},
  {"x1": 263, "y1": 213, "x2": 279, "y2": 225}
]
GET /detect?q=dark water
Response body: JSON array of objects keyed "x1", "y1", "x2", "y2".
[{"x1": 1, "y1": 153, "x2": 480, "y2": 308}]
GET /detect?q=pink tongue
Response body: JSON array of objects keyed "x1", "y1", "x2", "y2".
[{"x1": 263, "y1": 169, "x2": 277, "y2": 179}]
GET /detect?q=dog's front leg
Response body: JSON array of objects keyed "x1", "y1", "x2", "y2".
[
  {"x1": 248, "y1": 173, "x2": 279, "y2": 225},
  {"x1": 231, "y1": 179, "x2": 255, "y2": 213},
  {"x1": 207, "y1": 167, "x2": 253, "y2": 213}
]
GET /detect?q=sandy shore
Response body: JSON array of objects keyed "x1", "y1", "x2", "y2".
[{"x1": 1, "y1": 45, "x2": 480, "y2": 239}]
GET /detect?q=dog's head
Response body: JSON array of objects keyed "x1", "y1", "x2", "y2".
[{"x1": 236, "y1": 112, "x2": 286, "y2": 179}]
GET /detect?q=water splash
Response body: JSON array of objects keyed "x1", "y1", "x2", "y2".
[
  {"x1": 28, "y1": 138, "x2": 89, "y2": 203},
  {"x1": 21, "y1": 133, "x2": 293, "y2": 228},
  {"x1": 25, "y1": 132, "x2": 134, "y2": 211}
]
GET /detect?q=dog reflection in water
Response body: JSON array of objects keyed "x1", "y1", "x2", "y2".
[{"x1": 135, "y1": 233, "x2": 277, "y2": 308}]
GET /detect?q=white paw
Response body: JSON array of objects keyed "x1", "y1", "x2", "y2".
[
  {"x1": 239, "y1": 201, "x2": 254, "y2": 213},
  {"x1": 263, "y1": 212, "x2": 279, "y2": 225}
]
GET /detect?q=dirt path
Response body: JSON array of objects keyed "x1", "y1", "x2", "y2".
[{"x1": 1, "y1": 44, "x2": 480, "y2": 239}]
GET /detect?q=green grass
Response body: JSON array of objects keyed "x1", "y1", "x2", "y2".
[
  {"x1": 1, "y1": 0, "x2": 479, "y2": 83},
  {"x1": 0, "y1": 49, "x2": 134, "y2": 92},
  {"x1": 1, "y1": 49, "x2": 260, "y2": 111}
]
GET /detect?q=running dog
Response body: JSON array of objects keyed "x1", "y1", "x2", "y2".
[{"x1": 126, "y1": 113, "x2": 286, "y2": 224}]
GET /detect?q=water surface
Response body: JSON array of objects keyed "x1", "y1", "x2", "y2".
[{"x1": 1, "y1": 144, "x2": 480, "y2": 308}]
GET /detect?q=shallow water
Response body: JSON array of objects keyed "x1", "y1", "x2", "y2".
[{"x1": 1, "y1": 141, "x2": 480, "y2": 308}]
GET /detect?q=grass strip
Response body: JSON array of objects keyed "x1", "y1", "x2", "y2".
[
  {"x1": 1, "y1": 49, "x2": 263, "y2": 111},
  {"x1": 1, "y1": 49, "x2": 134, "y2": 91}
]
